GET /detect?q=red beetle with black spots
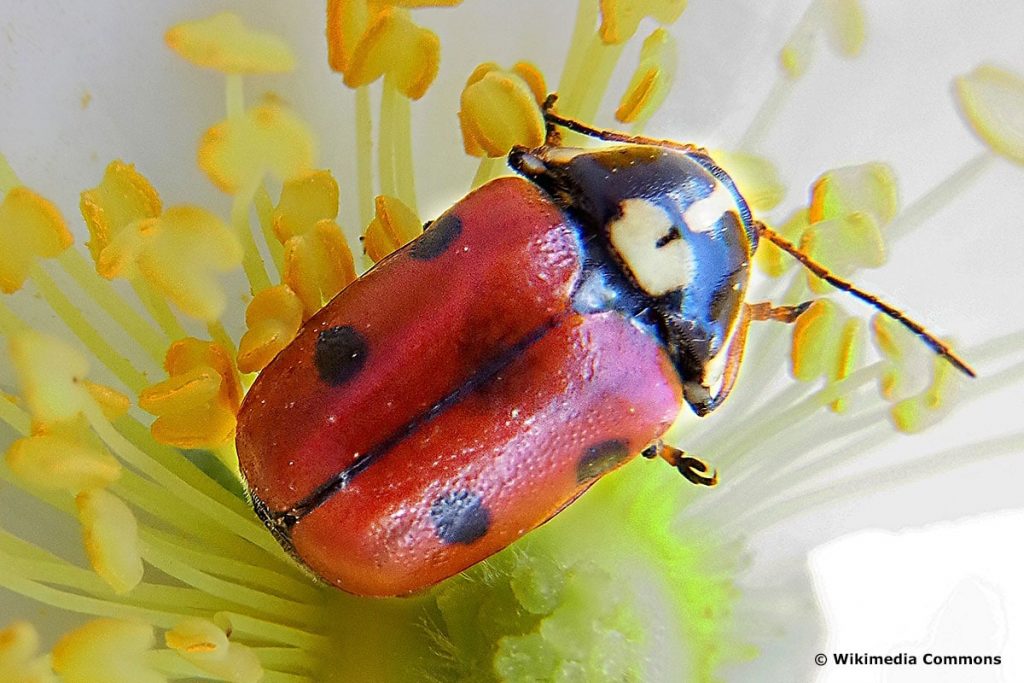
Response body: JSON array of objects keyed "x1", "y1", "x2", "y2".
[{"x1": 236, "y1": 104, "x2": 973, "y2": 596}]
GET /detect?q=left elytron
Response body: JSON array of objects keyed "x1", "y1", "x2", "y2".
[{"x1": 236, "y1": 106, "x2": 973, "y2": 596}]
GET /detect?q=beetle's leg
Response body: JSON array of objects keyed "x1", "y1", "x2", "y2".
[
  {"x1": 747, "y1": 300, "x2": 813, "y2": 324},
  {"x1": 641, "y1": 439, "x2": 718, "y2": 486},
  {"x1": 542, "y1": 93, "x2": 706, "y2": 155}
]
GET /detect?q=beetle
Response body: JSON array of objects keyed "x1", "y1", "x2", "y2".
[{"x1": 235, "y1": 100, "x2": 973, "y2": 596}]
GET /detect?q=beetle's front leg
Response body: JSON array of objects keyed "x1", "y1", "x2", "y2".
[
  {"x1": 641, "y1": 439, "x2": 718, "y2": 486},
  {"x1": 747, "y1": 300, "x2": 813, "y2": 323}
]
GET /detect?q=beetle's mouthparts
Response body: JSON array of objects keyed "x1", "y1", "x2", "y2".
[{"x1": 508, "y1": 146, "x2": 547, "y2": 177}]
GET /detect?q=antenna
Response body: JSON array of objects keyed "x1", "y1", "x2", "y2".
[{"x1": 758, "y1": 223, "x2": 975, "y2": 378}]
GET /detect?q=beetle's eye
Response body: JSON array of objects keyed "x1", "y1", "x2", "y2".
[{"x1": 608, "y1": 198, "x2": 693, "y2": 296}]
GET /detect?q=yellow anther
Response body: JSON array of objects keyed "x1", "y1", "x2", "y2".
[
  {"x1": 9, "y1": 330, "x2": 93, "y2": 428},
  {"x1": 166, "y1": 619, "x2": 262, "y2": 683},
  {"x1": 165, "y1": 618, "x2": 229, "y2": 656},
  {"x1": 790, "y1": 299, "x2": 840, "y2": 381},
  {"x1": 511, "y1": 62, "x2": 548, "y2": 106},
  {"x1": 954, "y1": 64, "x2": 1024, "y2": 164},
  {"x1": 273, "y1": 170, "x2": 340, "y2": 243},
  {"x1": 0, "y1": 622, "x2": 55, "y2": 683},
  {"x1": 809, "y1": 163, "x2": 898, "y2": 226},
  {"x1": 79, "y1": 161, "x2": 161, "y2": 264},
  {"x1": 800, "y1": 213, "x2": 886, "y2": 293},
  {"x1": 76, "y1": 489, "x2": 144, "y2": 594},
  {"x1": 165, "y1": 12, "x2": 295, "y2": 74},
  {"x1": 0, "y1": 622, "x2": 38, "y2": 669},
  {"x1": 385, "y1": 0, "x2": 464, "y2": 6},
  {"x1": 781, "y1": 0, "x2": 865, "y2": 79},
  {"x1": 284, "y1": 219, "x2": 357, "y2": 318},
  {"x1": 7, "y1": 433, "x2": 121, "y2": 494},
  {"x1": 83, "y1": 381, "x2": 131, "y2": 422},
  {"x1": 459, "y1": 63, "x2": 547, "y2": 157},
  {"x1": 140, "y1": 338, "x2": 242, "y2": 448},
  {"x1": 364, "y1": 195, "x2": 422, "y2": 262},
  {"x1": 326, "y1": 0, "x2": 382, "y2": 75},
  {"x1": 198, "y1": 103, "x2": 316, "y2": 195},
  {"x1": 780, "y1": 31, "x2": 813, "y2": 79},
  {"x1": 140, "y1": 366, "x2": 224, "y2": 416},
  {"x1": 238, "y1": 285, "x2": 304, "y2": 373},
  {"x1": 616, "y1": 28, "x2": 676, "y2": 124},
  {"x1": 344, "y1": 8, "x2": 441, "y2": 99},
  {"x1": 871, "y1": 313, "x2": 933, "y2": 402},
  {"x1": 0, "y1": 186, "x2": 72, "y2": 293},
  {"x1": 712, "y1": 150, "x2": 785, "y2": 212},
  {"x1": 52, "y1": 619, "x2": 161, "y2": 683},
  {"x1": 97, "y1": 206, "x2": 243, "y2": 321},
  {"x1": 828, "y1": 318, "x2": 863, "y2": 412},
  {"x1": 821, "y1": 0, "x2": 866, "y2": 58},
  {"x1": 271, "y1": 170, "x2": 354, "y2": 316},
  {"x1": 754, "y1": 209, "x2": 808, "y2": 277},
  {"x1": 599, "y1": 0, "x2": 687, "y2": 45},
  {"x1": 891, "y1": 355, "x2": 961, "y2": 433}
]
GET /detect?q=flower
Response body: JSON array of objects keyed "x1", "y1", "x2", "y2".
[{"x1": 2, "y1": 2, "x2": 1023, "y2": 682}]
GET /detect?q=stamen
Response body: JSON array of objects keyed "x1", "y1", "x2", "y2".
[
  {"x1": 739, "y1": 0, "x2": 865, "y2": 151},
  {"x1": 557, "y1": 0, "x2": 599, "y2": 98},
  {"x1": 29, "y1": 265, "x2": 149, "y2": 392},
  {"x1": 887, "y1": 152, "x2": 995, "y2": 241},
  {"x1": 355, "y1": 86, "x2": 375, "y2": 229},
  {"x1": 58, "y1": 250, "x2": 166, "y2": 363}
]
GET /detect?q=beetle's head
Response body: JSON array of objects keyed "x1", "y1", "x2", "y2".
[{"x1": 509, "y1": 143, "x2": 757, "y2": 416}]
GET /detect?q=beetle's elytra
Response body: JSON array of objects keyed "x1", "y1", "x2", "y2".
[{"x1": 236, "y1": 103, "x2": 973, "y2": 596}]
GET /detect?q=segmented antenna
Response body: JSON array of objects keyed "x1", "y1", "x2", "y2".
[
  {"x1": 758, "y1": 224, "x2": 975, "y2": 378},
  {"x1": 541, "y1": 96, "x2": 705, "y2": 155}
]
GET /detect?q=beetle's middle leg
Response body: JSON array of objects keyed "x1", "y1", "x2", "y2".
[
  {"x1": 746, "y1": 300, "x2": 813, "y2": 323},
  {"x1": 642, "y1": 439, "x2": 717, "y2": 486}
]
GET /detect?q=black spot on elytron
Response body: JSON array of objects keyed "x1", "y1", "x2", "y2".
[
  {"x1": 314, "y1": 325, "x2": 368, "y2": 386},
  {"x1": 409, "y1": 213, "x2": 462, "y2": 260},
  {"x1": 429, "y1": 490, "x2": 491, "y2": 544},
  {"x1": 576, "y1": 439, "x2": 631, "y2": 483}
]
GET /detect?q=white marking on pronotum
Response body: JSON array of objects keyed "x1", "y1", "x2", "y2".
[
  {"x1": 683, "y1": 181, "x2": 738, "y2": 233},
  {"x1": 608, "y1": 198, "x2": 694, "y2": 296}
]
